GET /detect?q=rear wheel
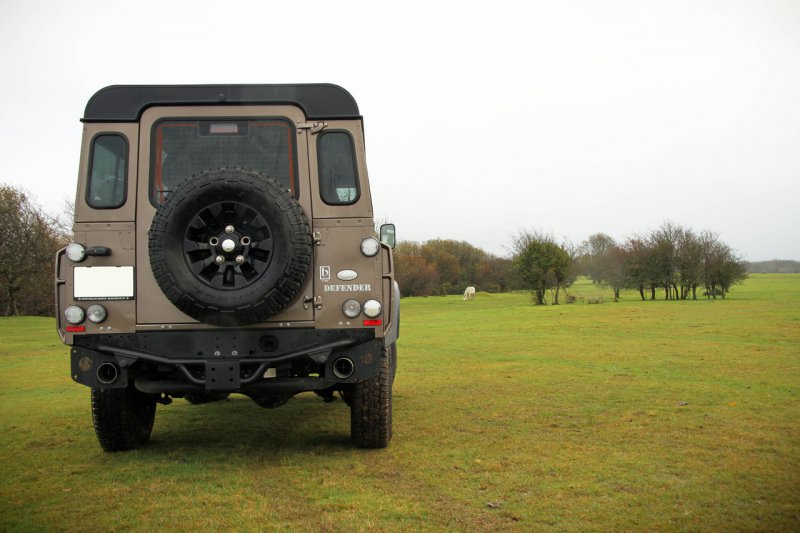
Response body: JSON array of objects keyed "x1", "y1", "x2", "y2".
[
  {"x1": 350, "y1": 345, "x2": 393, "y2": 448},
  {"x1": 91, "y1": 386, "x2": 157, "y2": 452}
]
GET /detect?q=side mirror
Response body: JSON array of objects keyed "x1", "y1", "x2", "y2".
[{"x1": 379, "y1": 223, "x2": 396, "y2": 249}]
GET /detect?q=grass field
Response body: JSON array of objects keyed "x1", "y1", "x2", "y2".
[{"x1": 1, "y1": 276, "x2": 799, "y2": 531}]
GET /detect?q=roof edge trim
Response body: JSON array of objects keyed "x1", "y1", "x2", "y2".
[{"x1": 82, "y1": 84, "x2": 361, "y2": 122}]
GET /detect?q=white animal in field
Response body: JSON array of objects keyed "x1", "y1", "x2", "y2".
[{"x1": 463, "y1": 286, "x2": 476, "y2": 301}]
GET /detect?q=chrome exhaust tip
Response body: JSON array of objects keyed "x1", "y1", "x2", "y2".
[
  {"x1": 332, "y1": 357, "x2": 355, "y2": 379},
  {"x1": 96, "y1": 362, "x2": 119, "y2": 384}
]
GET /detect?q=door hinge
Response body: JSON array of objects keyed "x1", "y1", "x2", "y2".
[
  {"x1": 312, "y1": 231, "x2": 323, "y2": 245},
  {"x1": 297, "y1": 121, "x2": 328, "y2": 134},
  {"x1": 304, "y1": 295, "x2": 323, "y2": 310}
]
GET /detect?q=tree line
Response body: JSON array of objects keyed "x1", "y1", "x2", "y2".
[
  {"x1": 0, "y1": 181, "x2": 754, "y2": 316},
  {"x1": 0, "y1": 184, "x2": 69, "y2": 316},
  {"x1": 395, "y1": 222, "x2": 748, "y2": 303},
  {"x1": 746, "y1": 259, "x2": 800, "y2": 274},
  {"x1": 393, "y1": 239, "x2": 522, "y2": 297},
  {"x1": 572, "y1": 222, "x2": 748, "y2": 302}
]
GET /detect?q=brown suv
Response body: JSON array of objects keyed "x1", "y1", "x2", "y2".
[{"x1": 55, "y1": 84, "x2": 399, "y2": 451}]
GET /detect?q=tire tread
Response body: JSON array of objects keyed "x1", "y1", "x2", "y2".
[
  {"x1": 350, "y1": 346, "x2": 393, "y2": 448},
  {"x1": 91, "y1": 387, "x2": 157, "y2": 452}
]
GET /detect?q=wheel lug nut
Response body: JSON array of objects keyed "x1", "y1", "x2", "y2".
[
  {"x1": 235, "y1": 255, "x2": 245, "y2": 264},
  {"x1": 215, "y1": 255, "x2": 225, "y2": 264},
  {"x1": 225, "y1": 225, "x2": 235, "y2": 234}
]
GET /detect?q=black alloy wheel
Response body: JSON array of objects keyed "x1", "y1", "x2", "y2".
[{"x1": 149, "y1": 167, "x2": 312, "y2": 326}]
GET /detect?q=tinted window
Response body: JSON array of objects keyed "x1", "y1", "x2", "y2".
[
  {"x1": 318, "y1": 131, "x2": 359, "y2": 205},
  {"x1": 87, "y1": 134, "x2": 127, "y2": 208},
  {"x1": 151, "y1": 120, "x2": 296, "y2": 203}
]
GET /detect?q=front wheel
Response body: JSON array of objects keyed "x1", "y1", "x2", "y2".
[
  {"x1": 350, "y1": 345, "x2": 393, "y2": 448},
  {"x1": 91, "y1": 386, "x2": 157, "y2": 452}
]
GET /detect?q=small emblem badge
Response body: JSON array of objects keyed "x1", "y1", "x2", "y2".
[
  {"x1": 320, "y1": 266, "x2": 331, "y2": 282},
  {"x1": 337, "y1": 269, "x2": 358, "y2": 281},
  {"x1": 78, "y1": 356, "x2": 93, "y2": 372}
]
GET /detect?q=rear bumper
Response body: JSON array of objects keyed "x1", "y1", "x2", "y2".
[{"x1": 71, "y1": 328, "x2": 383, "y2": 394}]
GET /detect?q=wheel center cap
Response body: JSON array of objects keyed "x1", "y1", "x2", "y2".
[{"x1": 221, "y1": 238, "x2": 237, "y2": 253}]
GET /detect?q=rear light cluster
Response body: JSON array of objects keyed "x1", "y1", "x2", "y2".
[
  {"x1": 63, "y1": 242, "x2": 108, "y2": 332},
  {"x1": 341, "y1": 298, "x2": 382, "y2": 325},
  {"x1": 64, "y1": 304, "x2": 107, "y2": 329},
  {"x1": 353, "y1": 239, "x2": 383, "y2": 325}
]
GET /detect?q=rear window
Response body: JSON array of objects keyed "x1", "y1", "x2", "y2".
[
  {"x1": 87, "y1": 134, "x2": 127, "y2": 208},
  {"x1": 318, "y1": 131, "x2": 359, "y2": 205},
  {"x1": 151, "y1": 119, "x2": 296, "y2": 204}
]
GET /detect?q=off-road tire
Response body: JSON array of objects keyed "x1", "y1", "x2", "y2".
[
  {"x1": 350, "y1": 345, "x2": 393, "y2": 448},
  {"x1": 149, "y1": 167, "x2": 312, "y2": 326},
  {"x1": 389, "y1": 343, "x2": 397, "y2": 384},
  {"x1": 184, "y1": 392, "x2": 230, "y2": 404},
  {"x1": 91, "y1": 386, "x2": 158, "y2": 452}
]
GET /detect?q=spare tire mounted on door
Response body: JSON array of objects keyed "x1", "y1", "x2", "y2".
[{"x1": 149, "y1": 167, "x2": 312, "y2": 326}]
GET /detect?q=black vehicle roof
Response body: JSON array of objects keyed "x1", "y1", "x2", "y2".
[{"x1": 82, "y1": 84, "x2": 360, "y2": 122}]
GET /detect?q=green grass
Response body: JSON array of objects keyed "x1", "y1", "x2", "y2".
[{"x1": 1, "y1": 276, "x2": 799, "y2": 530}]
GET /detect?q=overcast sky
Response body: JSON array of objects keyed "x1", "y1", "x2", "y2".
[{"x1": 1, "y1": 0, "x2": 798, "y2": 260}]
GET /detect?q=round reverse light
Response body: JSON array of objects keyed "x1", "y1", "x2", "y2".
[
  {"x1": 342, "y1": 299, "x2": 361, "y2": 318},
  {"x1": 65, "y1": 243, "x2": 86, "y2": 262},
  {"x1": 363, "y1": 299, "x2": 382, "y2": 318},
  {"x1": 64, "y1": 305, "x2": 85, "y2": 325},
  {"x1": 86, "y1": 304, "x2": 107, "y2": 324},
  {"x1": 360, "y1": 237, "x2": 381, "y2": 257}
]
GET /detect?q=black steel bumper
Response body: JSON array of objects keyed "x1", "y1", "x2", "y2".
[{"x1": 70, "y1": 328, "x2": 384, "y2": 394}]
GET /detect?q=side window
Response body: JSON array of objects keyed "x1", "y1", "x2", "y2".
[
  {"x1": 87, "y1": 134, "x2": 127, "y2": 208},
  {"x1": 318, "y1": 131, "x2": 359, "y2": 205}
]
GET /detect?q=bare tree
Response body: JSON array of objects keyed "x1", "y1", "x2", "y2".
[
  {"x1": 603, "y1": 245, "x2": 628, "y2": 301},
  {"x1": 702, "y1": 237, "x2": 748, "y2": 298},
  {"x1": 623, "y1": 236, "x2": 655, "y2": 300},
  {"x1": 584, "y1": 233, "x2": 616, "y2": 283},
  {"x1": 648, "y1": 222, "x2": 681, "y2": 300},
  {"x1": 0, "y1": 184, "x2": 69, "y2": 316},
  {"x1": 675, "y1": 228, "x2": 704, "y2": 299}
]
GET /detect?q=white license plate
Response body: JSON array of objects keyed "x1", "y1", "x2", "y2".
[{"x1": 74, "y1": 266, "x2": 134, "y2": 300}]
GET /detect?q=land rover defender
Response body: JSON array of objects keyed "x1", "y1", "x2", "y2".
[{"x1": 55, "y1": 84, "x2": 399, "y2": 451}]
